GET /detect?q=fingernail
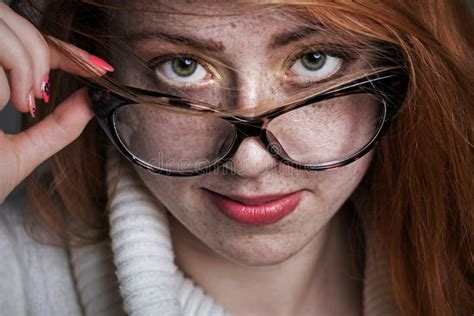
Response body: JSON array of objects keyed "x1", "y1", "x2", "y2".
[
  {"x1": 88, "y1": 55, "x2": 115, "y2": 72},
  {"x1": 28, "y1": 91, "x2": 36, "y2": 118},
  {"x1": 41, "y1": 74, "x2": 50, "y2": 103}
]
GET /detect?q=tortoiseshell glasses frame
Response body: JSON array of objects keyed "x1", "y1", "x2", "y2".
[{"x1": 87, "y1": 68, "x2": 409, "y2": 176}]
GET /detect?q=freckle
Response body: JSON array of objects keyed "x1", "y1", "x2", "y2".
[
  {"x1": 230, "y1": 22, "x2": 236, "y2": 28},
  {"x1": 217, "y1": 237, "x2": 224, "y2": 247},
  {"x1": 210, "y1": 39, "x2": 225, "y2": 52}
]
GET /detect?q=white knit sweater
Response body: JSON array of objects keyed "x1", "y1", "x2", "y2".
[{"x1": 0, "y1": 150, "x2": 399, "y2": 315}]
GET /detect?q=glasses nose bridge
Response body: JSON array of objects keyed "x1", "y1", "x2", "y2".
[
  {"x1": 233, "y1": 119, "x2": 267, "y2": 140},
  {"x1": 223, "y1": 118, "x2": 276, "y2": 172}
]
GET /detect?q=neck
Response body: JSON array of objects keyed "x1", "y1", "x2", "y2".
[{"x1": 168, "y1": 205, "x2": 363, "y2": 316}]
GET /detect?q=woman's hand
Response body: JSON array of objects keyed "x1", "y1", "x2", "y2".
[{"x1": 0, "y1": 2, "x2": 113, "y2": 204}]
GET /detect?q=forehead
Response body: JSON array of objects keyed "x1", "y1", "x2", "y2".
[
  {"x1": 113, "y1": 0, "x2": 306, "y2": 24},
  {"x1": 110, "y1": 1, "x2": 318, "y2": 50}
]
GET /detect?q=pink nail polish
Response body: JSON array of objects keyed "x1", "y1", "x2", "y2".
[
  {"x1": 88, "y1": 55, "x2": 115, "y2": 72},
  {"x1": 41, "y1": 75, "x2": 50, "y2": 103},
  {"x1": 28, "y1": 92, "x2": 36, "y2": 118}
]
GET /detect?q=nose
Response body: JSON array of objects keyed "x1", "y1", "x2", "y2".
[
  {"x1": 222, "y1": 136, "x2": 279, "y2": 177},
  {"x1": 222, "y1": 71, "x2": 280, "y2": 177}
]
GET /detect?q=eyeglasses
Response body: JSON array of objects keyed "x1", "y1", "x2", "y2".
[{"x1": 87, "y1": 69, "x2": 409, "y2": 176}]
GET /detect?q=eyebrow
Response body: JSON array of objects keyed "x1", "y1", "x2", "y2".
[
  {"x1": 124, "y1": 31, "x2": 226, "y2": 53},
  {"x1": 123, "y1": 25, "x2": 323, "y2": 53},
  {"x1": 269, "y1": 26, "x2": 323, "y2": 49}
]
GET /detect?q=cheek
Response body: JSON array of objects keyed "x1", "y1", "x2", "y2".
[
  {"x1": 115, "y1": 105, "x2": 236, "y2": 172},
  {"x1": 134, "y1": 165, "x2": 196, "y2": 210},
  {"x1": 313, "y1": 152, "x2": 373, "y2": 207}
]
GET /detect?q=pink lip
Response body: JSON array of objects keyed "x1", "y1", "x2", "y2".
[{"x1": 204, "y1": 189, "x2": 303, "y2": 227}]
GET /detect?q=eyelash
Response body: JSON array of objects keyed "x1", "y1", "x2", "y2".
[{"x1": 288, "y1": 46, "x2": 350, "y2": 64}]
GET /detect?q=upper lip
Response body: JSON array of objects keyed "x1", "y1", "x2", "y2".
[{"x1": 204, "y1": 188, "x2": 301, "y2": 206}]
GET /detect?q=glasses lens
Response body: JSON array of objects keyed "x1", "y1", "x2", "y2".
[
  {"x1": 113, "y1": 104, "x2": 236, "y2": 172},
  {"x1": 266, "y1": 93, "x2": 385, "y2": 166}
]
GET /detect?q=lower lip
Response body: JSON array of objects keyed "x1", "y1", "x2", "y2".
[{"x1": 205, "y1": 190, "x2": 303, "y2": 227}]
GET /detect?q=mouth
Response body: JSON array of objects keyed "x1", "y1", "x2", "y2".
[{"x1": 203, "y1": 189, "x2": 304, "y2": 227}]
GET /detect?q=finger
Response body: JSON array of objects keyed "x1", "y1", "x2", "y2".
[
  {"x1": 0, "y1": 18, "x2": 34, "y2": 113},
  {"x1": 48, "y1": 36, "x2": 115, "y2": 77},
  {"x1": 10, "y1": 88, "x2": 93, "y2": 183},
  {"x1": 0, "y1": 66, "x2": 11, "y2": 111},
  {"x1": 0, "y1": 3, "x2": 113, "y2": 104},
  {"x1": 0, "y1": 2, "x2": 50, "y2": 101}
]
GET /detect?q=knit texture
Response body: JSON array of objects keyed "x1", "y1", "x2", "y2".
[{"x1": 68, "y1": 149, "x2": 399, "y2": 315}]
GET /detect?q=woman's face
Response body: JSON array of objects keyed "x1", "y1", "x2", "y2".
[{"x1": 110, "y1": 1, "x2": 373, "y2": 265}]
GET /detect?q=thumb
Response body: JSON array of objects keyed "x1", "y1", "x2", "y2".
[{"x1": 10, "y1": 88, "x2": 93, "y2": 183}]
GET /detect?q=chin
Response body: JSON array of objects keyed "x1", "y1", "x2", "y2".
[{"x1": 208, "y1": 231, "x2": 313, "y2": 267}]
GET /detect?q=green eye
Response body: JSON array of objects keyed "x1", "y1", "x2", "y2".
[
  {"x1": 300, "y1": 52, "x2": 327, "y2": 71},
  {"x1": 155, "y1": 56, "x2": 209, "y2": 84},
  {"x1": 171, "y1": 58, "x2": 198, "y2": 77}
]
